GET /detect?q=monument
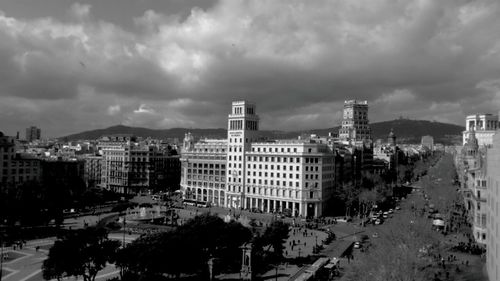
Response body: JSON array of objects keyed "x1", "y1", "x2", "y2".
[{"x1": 240, "y1": 243, "x2": 252, "y2": 280}]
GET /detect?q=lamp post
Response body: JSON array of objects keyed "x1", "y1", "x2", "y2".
[{"x1": 207, "y1": 255, "x2": 214, "y2": 281}]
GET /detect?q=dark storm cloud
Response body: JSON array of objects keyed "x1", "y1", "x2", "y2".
[{"x1": 1, "y1": 0, "x2": 500, "y2": 136}]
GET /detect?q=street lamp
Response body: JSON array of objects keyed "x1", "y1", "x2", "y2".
[{"x1": 207, "y1": 255, "x2": 214, "y2": 281}]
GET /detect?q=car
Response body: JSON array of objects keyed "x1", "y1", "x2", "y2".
[
  {"x1": 354, "y1": 241, "x2": 361, "y2": 249},
  {"x1": 372, "y1": 232, "x2": 379, "y2": 238},
  {"x1": 383, "y1": 212, "x2": 389, "y2": 219},
  {"x1": 388, "y1": 209, "x2": 394, "y2": 214},
  {"x1": 395, "y1": 206, "x2": 401, "y2": 210},
  {"x1": 375, "y1": 219, "x2": 382, "y2": 225}
]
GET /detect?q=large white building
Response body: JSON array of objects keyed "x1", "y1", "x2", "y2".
[
  {"x1": 180, "y1": 101, "x2": 337, "y2": 217},
  {"x1": 463, "y1": 114, "x2": 498, "y2": 146},
  {"x1": 487, "y1": 132, "x2": 500, "y2": 281},
  {"x1": 226, "y1": 101, "x2": 260, "y2": 210},
  {"x1": 243, "y1": 140, "x2": 335, "y2": 217}
]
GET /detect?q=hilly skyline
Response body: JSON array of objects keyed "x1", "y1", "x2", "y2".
[{"x1": 62, "y1": 118, "x2": 464, "y2": 145}]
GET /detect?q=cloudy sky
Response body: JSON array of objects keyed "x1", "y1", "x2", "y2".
[{"x1": 1, "y1": 0, "x2": 500, "y2": 137}]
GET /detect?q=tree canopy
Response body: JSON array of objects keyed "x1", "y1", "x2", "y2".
[
  {"x1": 115, "y1": 213, "x2": 253, "y2": 280},
  {"x1": 42, "y1": 227, "x2": 121, "y2": 281}
]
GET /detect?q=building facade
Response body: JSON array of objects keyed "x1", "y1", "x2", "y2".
[
  {"x1": 339, "y1": 100, "x2": 371, "y2": 142},
  {"x1": 421, "y1": 135, "x2": 434, "y2": 151},
  {"x1": 457, "y1": 130, "x2": 487, "y2": 244},
  {"x1": 179, "y1": 101, "x2": 341, "y2": 218},
  {"x1": 1, "y1": 132, "x2": 41, "y2": 190},
  {"x1": 98, "y1": 135, "x2": 180, "y2": 194},
  {"x1": 180, "y1": 135, "x2": 227, "y2": 206},
  {"x1": 84, "y1": 155, "x2": 102, "y2": 188},
  {"x1": 463, "y1": 114, "x2": 498, "y2": 146},
  {"x1": 243, "y1": 140, "x2": 335, "y2": 217},
  {"x1": 226, "y1": 101, "x2": 260, "y2": 209},
  {"x1": 487, "y1": 132, "x2": 500, "y2": 281},
  {"x1": 25, "y1": 126, "x2": 41, "y2": 142}
]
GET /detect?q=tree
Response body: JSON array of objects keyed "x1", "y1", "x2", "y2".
[
  {"x1": 336, "y1": 184, "x2": 360, "y2": 218},
  {"x1": 115, "y1": 214, "x2": 252, "y2": 279},
  {"x1": 42, "y1": 227, "x2": 121, "y2": 281},
  {"x1": 252, "y1": 220, "x2": 290, "y2": 271}
]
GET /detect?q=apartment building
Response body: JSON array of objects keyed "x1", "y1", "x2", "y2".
[
  {"x1": 487, "y1": 132, "x2": 500, "y2": 281},
  {"x1": 98, "y1": 135, "x2": 180, "y2": 194},
  {"x1": 0, "y1": 132, "x2": 41, "y2": 189},
  {"x1": 180, "y1": 134, "x2": 227, "y2": 206},
  {"x1": 243, "y1": 140, "x2": 335, "y2": 217},
  {"x1": 84, "y1": 155, "x2": 102, "y2": 188},
  {"x1": 25, "y1": 126, "x2": 41, "y2": 142},
  {"x1": 457, "y1": 129, "x2": 487, "y2": 244},
  {"x1": 339, "y1": 100, "x2": 371, "y2": 143},
  {"x1": 463, "y1": 114, "x2": 498, "y2": 146}
]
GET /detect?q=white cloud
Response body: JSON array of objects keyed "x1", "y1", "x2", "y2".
[
  {"x1": 133, "y1": 104, "x2": 155, "y2": 114},
  {"x1": 1, "y1": 0, "x2": 500, "y2": 135},
  {"x1": 107, "y1": 105, "x2": 121, "y2": 115},
  {"x1": 70, "y1": 3, "x2": 91, "y2": 21}
]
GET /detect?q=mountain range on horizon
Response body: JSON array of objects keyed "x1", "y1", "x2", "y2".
[{"x1": 61, "y1": 118, "x2": 464, "y2": 145}]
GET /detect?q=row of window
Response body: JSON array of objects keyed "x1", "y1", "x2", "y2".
[
  {"x1": 246, "y1": 187, "x2": 300, "y2": 198},
  {"x1": 187, "y1": 175, "x2": 225, "y2": 181},
  {"x1": 190, "y1": 163, "x2": 226, "y2": 169},
  {"x1": 1, "y1": 175, "x2": 38, "y2": 183},
  {"x1": 248, "y1": 164, "x2": 299, "y2": 171},
  {"x1": 252, "y1": 147, "x2": 298, "y2": 153},
  {"x1": 187, "y1": 169, "x2": 226, "y2": 176},
  {"x1": 186, "y1": 181, "x2": 226, "y2": 188},
  {"x1": 1, "y1": 168, "x2": 39, "y2": 175},
  {"x1": 246, "y1": 178, "x2": 300, "y2": 187},
  {"x1": 188, "y1": 148, "x2": 226, "y2": 153}
]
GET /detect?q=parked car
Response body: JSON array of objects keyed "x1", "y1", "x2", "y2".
[
  {"x1": 383, "y1": 212, "x2": 389, "y2": 219},
  {"x1": 388, "y1": 208, "x2": 394, "y2": 214},
  {"x1": 375, "y1": 218, "x2": 382, "y2": 225},
  {"x1": 354, "y1": 241, "x2": 361, "y2": 249},
  {"x1": 372, "y1": 232, "x2": 379, "y2": 238}
]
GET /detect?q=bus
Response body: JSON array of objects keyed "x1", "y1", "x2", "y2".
[{"x1": 182, "y1": 199, "x2": 209, "y2": 207}]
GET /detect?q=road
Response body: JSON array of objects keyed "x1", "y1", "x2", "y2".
[{"x1": 339, "y1": 153, "x2": 488, "y2": 281}]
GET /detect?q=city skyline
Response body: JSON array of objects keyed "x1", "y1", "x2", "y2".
[{"x1": 1, "y1": 0, "x2": 500, "y2": 137}]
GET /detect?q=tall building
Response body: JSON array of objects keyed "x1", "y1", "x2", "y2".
[
  {"x1": 0, "y1": 132, "x2": 41, "y2": 190},
  {"x1": 243, "y1": 140, "x2": 335, "y2": 217},
  {"x1": 226, "y1": 101, "x2": 260, "y2": 209},
  {"x1": 84, "y1": 155, "x2": 102, "y2": 188},
  {"x1": 487, "y1": 132, "x2": 500, "y2": 281},
  {"x1": 421, "y1": 135, "x2": 434, "y2": 150},
  {"x1": 25, "y1": 126, "x2": 41, "y2": 142},
  {"x1": 457, "y1": 129, "x2": 487, "y2": 244},
  {"x1": 463, "y1": 114, "x2": 498, "y2": 146},
  {"x1": 98, "y1": 135, "x2": 180, "y2": 194},
  {"x1": 179, "y1": 101, "x2": 339, "y2": 217},
  {"x1": 339, "y1": 100, "x2": 371, "y2": 143},
  {"x1": 180, "y1": 136, "x2": 227, "y2": 206}
]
